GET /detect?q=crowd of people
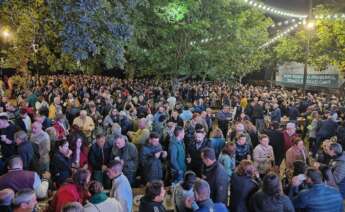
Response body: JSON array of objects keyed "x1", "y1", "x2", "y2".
[{"x1": 0, "y1": 74, "x2": 344, "y2": 212}]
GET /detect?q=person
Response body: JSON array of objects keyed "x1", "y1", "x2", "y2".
[
  {"x1": 216, "y1": 105, "x2": 231, "y2": 136},
  {"x1": 15, "y1": 108, "x2": 32, "y2": 133},
  {"x1": 230, "y1": 160, "x2": 260, "y2": 212},
  {"x1": 270, "y1": 103, "x2": 281, "y2": 123},
  {"x1": 253, "y1": 134, "x2": 274, "y2": 176},
  {"x1": 209, "y1": 128, "x2": 225, "y2": 159},
  {"x1": 169, "y1": 126, "x2": 186, "y2": 183},
  {"x1": 187, "y1": 127, "x2": 210, "y2": 177},
  {"x1": 30, "y1": 121, "x2": 50, "y2": 174},
  {"x1": 0, "y1": 156, "x2": 49, "y2": 199},
  {"x1": 316, "y1": 112, "x2": 338, "y2": 151},
  {"x1": 12, "y1": 189, "x2": 37, "y2": 212},
  {"x1": 308, "y1": 111, "x2": 320, "y2": 156},
  {"x1": 88, "y1": 132, "x2": 112, "y2": 188},
  {"x1": 185, "y1": 179, "x2": 227, "y2": 212},
  {"x1": 49, "y1": 96, "x2": 62, "y2": 120},
  {"x1": 140, "y1": 132, "x2": 167, "y2": 182},
  {"x1": 69, "y1": 135, "x2": 88, "y2": 170},
  {"x1": 72, "y1": 110, "x2": 95, "y2": 139},
  {"x1": 51, "y1": 140, "x2": 73, "y2": 187},
  {"x1": 290, "y1": 168, "x2": 343, "y2": 212},
  {"x1": 0, "y1": 188, "x2": 14, "y2": 212},
  {"x1": 84, "y1": 181, "x2": 123, "y2": 212},
  {"x1": 111, "y1": 134, "x2": 138, "y2": 186},
  {"x1": 139, "y1": 180, "x2": 166, "y2": 212},
  {"x1": 14, "y1": 131, "x2": 34, "y2": 170},
  {"x1": 283, "y1": 123, "x2": 298, "y2": 153},
  {"x1": 127, "y1": 118, "x2": 150, "y2": 150},
  {"x1": 62, "y1": 202, "x2": 84, "y2": 212},
  {"x1": 0, "y1": 112, "x2": 17, "y2": 162},
  {"x1": 326, "y1": 143, "x2": 345, "y2": 198},
  {"x1": 52, "y1": 169, "x2": 90, "y2": 212},
  {"x1": 218, "y1": 142, "x2": 236, "y2": 178},
  {"x1": 235, "y1": 133, "x2": 252, "y2": 165},
  {"x1": 201, "y1": 147, "x2": 229, "y2": 205},
  {"x1": 106, "y1": 159, "x2": 133, "y2": 212},
  {"x1": 173, "y1": 171, "x2": 197, "y2": 212},
  {"x1": 285, "y1": 137, "x2": 307, "y2": 171},
  {"x1": 263, "y1": 122, "x2": 285, "y2": 167},
  {"x1": 250, "y1": 172, "x2": 294, "y2": 212}
]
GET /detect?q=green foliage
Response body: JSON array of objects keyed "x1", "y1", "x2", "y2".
[
  {"x1": 127, "y1": 0, "x2": 272, "y2": 80},
  {"x1": 274, "y1": 6, "x2": 345, "y2": 72}
]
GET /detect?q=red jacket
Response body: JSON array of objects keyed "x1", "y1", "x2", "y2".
[{"x1": 52, "y1": 183, "x2": 88, "y2": 212}]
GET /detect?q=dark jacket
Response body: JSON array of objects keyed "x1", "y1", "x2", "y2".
[
  {"x1": 88, "y1": 142, "x2": 112, "y2": 171},
  {"x1": 187, "y1": 139, "x2": 211, "y2": 177},
  {"x1": 140, "y1": 144, "x2": 164, "y2": 182},
  {"x1": 270, "y1": 108, "x2": 282, "y2": 123},
  {"x1": 263, "y1": 128, "x2": 285, "y2": 166},
  {"x1": 111, "y1": 140, "x2": 138, "y2": 175},
  {"x1": 250, "y1": 190, "x2": 295, "y2": 212},
  {"x1": 51, "y1": 151, "x2": 72, "y2": 185},
  {"x1": 16, "y1": 140, "x2": 34, "y2": 170},
  {"x1": 169, "y1": 136, "x2": 186, "y2": 175},
  {"x1": 331, "y1": 152, "x2": 345, "y2": 198},
  {"x1": 317, "y1": 119, "x2": 338, "y2": 139},
  {"x1": 139, "y1": 196, "x2": 166, "y2": 212},
  {"x1": 195, "y1": 199, "x2": 228, "y2": 212},
  {"x1": 203, "y1": 162, "x2": 229, "y2": 205},
  {"x1": 210, "y1": 137, "x2": 225, "y2": 159},
  {"x1": 0, "y1": 123, "x2": 17, "y2": 161},
  {"x1": 230, "y1": 173, "x2": 260, "y2": 212},
  {"x1": 291, "y1": 184, "x2": 343, "y2": 212}
]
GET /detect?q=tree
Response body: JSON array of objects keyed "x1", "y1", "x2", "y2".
[
  {"x1": 274, "y1": 6, "x2": 345, "y2": 72},
  {"x1": 126, "y1": 0, "x2": 272, "y2": 80}
]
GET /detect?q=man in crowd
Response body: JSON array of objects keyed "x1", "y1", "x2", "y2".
[
  {"x1": 107, "y1": 159, "x2": 133, "y2": 212},
  {"x1": 139, "y1": 180, "x2": 166, "y2": 212},
  {"x1": 201, "y1": 147, "x2": 229, "y2": 205},
  {"x1": 30, "y1": 122, "x2": 50, "y2": 174},
  {"x1": 290, "y1": 168, "x2": 343, "y2": 211},
  {"x1": 111, "y1": 134, "x2": 138, "y2": 186},
  {"x1": 169, "y1": 126, "x2": 186, "y2": 184}
]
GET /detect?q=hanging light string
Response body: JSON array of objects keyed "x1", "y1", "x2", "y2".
[
  {"x1": 315, "y1": 14, "x2": 345, "y2": 20},
  {"x1": 260, "y1": 21, "x2": 303, "y2": 49},
  {"x1": 242, "y1": 0, "x2": 308, "y2": 19},
  {"x1": 270, "y1": 18, "x2": 298, "y2": 28}
]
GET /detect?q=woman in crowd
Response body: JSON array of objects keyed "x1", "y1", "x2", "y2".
[
  {"x1": 51, "y1": 140, "x2": 73, "y2": 187},
  {"x1": 69, "y1": 135, "x2": 89, "y2": 170},
  {"x1": 230, "y1": 160, "x2": 260, "y2": 212},
  {"x1": 52, "y1": 169, "x2": 91, "y2": 212}
]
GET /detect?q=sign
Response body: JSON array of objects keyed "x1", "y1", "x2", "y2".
[{"x1": 281, "y1": 74, "x2": 339, "y2": 88}]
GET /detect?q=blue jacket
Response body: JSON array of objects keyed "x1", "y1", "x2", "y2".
[
  {"x1": 317, "y1": 119, "x2": 338, "y2": 139},
  {"x1": 270, "y1": 108, "x2": 282, "y2": 122},
  {"x1": 140, "y1": 144, "x2": 164, "y2": 182},
  {"x1": 169, "y1": 136, "x2": 186, "y2": 174},
  {"x1": 195, "y1": 199, "x2": 228, "y2": 212},
  {"x1": 210, "y1": 137, "x2": 225, "y2": 159},
  {"x1": 291, "y1": 184, "x2": 343, "y2": 212}
]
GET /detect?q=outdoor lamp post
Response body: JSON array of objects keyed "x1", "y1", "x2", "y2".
[{"x1": 302, "y1": 0, "x2": 315, "y2": 94}]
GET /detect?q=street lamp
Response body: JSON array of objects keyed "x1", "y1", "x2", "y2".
[{"x1": 302, "y1": 0, "x2": 314, "y2": 94}]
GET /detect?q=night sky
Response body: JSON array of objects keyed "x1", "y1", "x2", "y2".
[{"x1": 265, "y1": 0, "x2": 309, "y2": 14}]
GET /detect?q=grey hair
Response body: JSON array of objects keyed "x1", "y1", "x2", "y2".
[
  {"x1": 193, "y1": 179, "x2": 210, "y2": 201},
  {"x1": 62, "y1": 202, "x2": 84, "y2": 212},
  {"x1": 14, "y1": 131, "x2": 28, "y2": 141},
  {"x1": 12, "y1": 189, "x2": 35, "y2": 208}
]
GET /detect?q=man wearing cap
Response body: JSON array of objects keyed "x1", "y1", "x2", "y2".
[{"x1": 0, "y1": 112, "x2": 17, "y2": 162}]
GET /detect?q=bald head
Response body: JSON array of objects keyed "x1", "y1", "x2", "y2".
[{"x1": 31, "y1": 121, "x2": 43, "y2": 134}]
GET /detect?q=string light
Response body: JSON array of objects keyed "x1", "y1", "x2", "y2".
[
  {"x1": 260, "y1": 22, "x2": 301, "y2": 49},
  {"x1": 315, "y1": 14, "x2": 345, "y2": 20},
  {"x1": 270, "y1": 19, "x2": 299, "y2": 28},
  {"x1": 242, "y1": 0, "x2": 308, "y2": 19}
]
